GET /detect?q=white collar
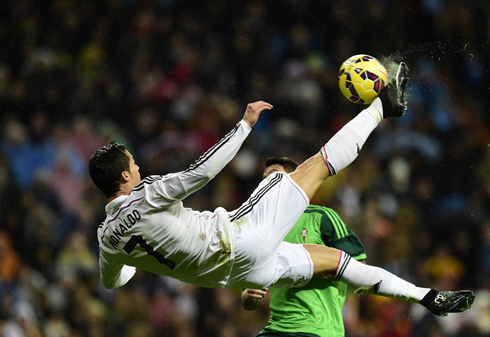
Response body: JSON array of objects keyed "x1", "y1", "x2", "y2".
[{"x1": 105, "y1": 195, "x2": 129, "y2": 215}]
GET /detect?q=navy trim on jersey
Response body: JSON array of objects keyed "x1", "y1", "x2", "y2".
[
  {"x1": 229, "y1": 173, "x2": 283, "y2": 222},
  {"x1": 184, "y1": 122, "x2": 241, "y2": 173},
  {"x1": 132, "y1": 176, "x2": 163, "y2": 192}
]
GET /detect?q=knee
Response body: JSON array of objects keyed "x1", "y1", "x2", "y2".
[{"x1": 303, "y1": 244, "x2": 342, "y2": 277}]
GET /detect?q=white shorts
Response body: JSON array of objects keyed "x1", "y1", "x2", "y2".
[{"x1": 225, "y1": 172, "x2": 313, "y2": 289}]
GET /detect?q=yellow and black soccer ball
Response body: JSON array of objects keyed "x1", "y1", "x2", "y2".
[{"x1": 338, "y1": 54, "x2": 388, "y2": 105}]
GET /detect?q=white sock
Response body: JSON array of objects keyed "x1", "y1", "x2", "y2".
[
  {"x1": 320, "y1": 99, "x2": 383, "y2": 175},
  {"x1": 335, "y1": 251, "x2": 430, "y2": 302},
  {"x1": 367, "y1": 97, "x2": 384, "y2": 124}
]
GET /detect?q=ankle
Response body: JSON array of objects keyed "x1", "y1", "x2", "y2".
[{"x1": 366, "y1": 97, "x2": 384, "y2": 124}]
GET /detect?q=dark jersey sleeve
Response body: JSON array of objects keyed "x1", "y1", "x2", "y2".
[{"x1": 316, "y1": 206, "x2": 367, "y2": 261}]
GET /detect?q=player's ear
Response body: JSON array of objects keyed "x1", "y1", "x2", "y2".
[{"x1": 121, "y1": 171, "x2": 131, "y2": 182}]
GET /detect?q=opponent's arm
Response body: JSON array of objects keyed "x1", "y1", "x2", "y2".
[
  {"x1": 99, "y1": 249, "x2": 136, "y2": 289},
  {"x1": 319, "y1": 207, "x2": 367, "y2": 261},
  {"x1": 156, "y1": 101, "x2": 273, "y2": 201},
  {"x1": 241, "y1": 288, "x2": 269, "y2": 311}
]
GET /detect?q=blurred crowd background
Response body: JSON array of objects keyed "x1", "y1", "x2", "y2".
[{"x1": 0, "y1": 0, "x2": 489, "y2": 336}]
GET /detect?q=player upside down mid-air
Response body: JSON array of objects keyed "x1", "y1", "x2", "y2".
[{"x1": 89, "y1": 62, "x2": 474, "y2": 317}]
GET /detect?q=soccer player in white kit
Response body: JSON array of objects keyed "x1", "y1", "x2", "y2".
[{"x1": 89, "y1": 63, "x2": 474, "y2": 316}]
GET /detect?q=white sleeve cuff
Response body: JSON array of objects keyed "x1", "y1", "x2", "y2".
[{"x1": 239, "y1": 119, "x2": 252, "y2": 132}]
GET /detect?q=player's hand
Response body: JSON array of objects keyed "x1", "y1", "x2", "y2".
[
  {"x1": 242, "y1": 101, "x2": 273, "y2": 128},
  {"x1": 241, "y1": 288, "x2": 269, "y2": 311},
  {"x1": 245, "y1": 288, "x2": 268, "y2": 299}
]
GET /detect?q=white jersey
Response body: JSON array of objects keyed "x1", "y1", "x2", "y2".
[{"x1": 97, "y1": 120, "x2": 252, "y2": 289}]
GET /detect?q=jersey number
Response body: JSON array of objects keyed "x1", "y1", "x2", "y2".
[{"x1": 123, "y1": 235, "x2": 176, "y2": 270}]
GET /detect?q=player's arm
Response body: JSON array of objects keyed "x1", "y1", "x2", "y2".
[
  {"x1": 155, "y1": 102, "x2": 273, "y2": 201},
  {"x1": 99, "y1": 249, "x2": 136, "y2": 289},
  {"x1": 241, "y1": 288, "x2": 268, "y2": 311}
]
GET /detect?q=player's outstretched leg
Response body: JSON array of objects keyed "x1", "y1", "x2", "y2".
[
  {"x1": 378, "y1": 61, "x2": 409, "y2": 118},
  {"x1": 290, "y1": 61, "x2": 410, "y2": 200},
  {"x1": 330, "y1": 250, "x2": 475, "y2": 317},
  {"x1": 302, "y1": 246, "x2": 474, "y2": 317}
]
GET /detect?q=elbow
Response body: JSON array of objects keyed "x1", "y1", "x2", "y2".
[
  {"x1": 100, "y1": 265, "x2": 135, "y2": 289},
  {"x1": 100, "y1": 273, "x2": 120, "y2": 289},
  {"x1": 202, "y1": 174, "x2": 213, "y2": 182}
]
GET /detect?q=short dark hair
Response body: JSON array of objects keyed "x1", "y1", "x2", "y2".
[
  {"x1": 89, "y1": 143, "x2": 130, "y2": 198},
  {"x1": 264, "y1": 157, "x2": 299, "y2": 174}
]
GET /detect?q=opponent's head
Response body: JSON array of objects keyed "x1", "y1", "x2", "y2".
[
  {"x1": 89, "y1": 143, "x2": 140, "y2": 199},
  {"x1": 263, "y1": 157, "x2": 299, "y2": 179}
]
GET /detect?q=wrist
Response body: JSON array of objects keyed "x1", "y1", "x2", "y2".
[{"x1": 240, "y1": 119, "x2": 253, "y2": 131}]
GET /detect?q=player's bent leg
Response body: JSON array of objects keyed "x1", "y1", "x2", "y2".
[
  {"x1": 333, "y1": 251, "x2": 425, "y2": 301},
  {"x1": 304, "y1": 247, "x2": 424, "y2": 301},
  {"x1": 267, "y1": 246, "x2": 474, "y2": 317},
  {"x1": 302, "y1": 244, "x2": 342, "y2": 277}
]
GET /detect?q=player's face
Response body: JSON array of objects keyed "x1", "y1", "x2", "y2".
[
  {"x1": 262, "y1": 164, "x2": 287, "y2": 179},
  {"x1": 125, "y1": 151, "x2": 141, "y2": 185}
]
